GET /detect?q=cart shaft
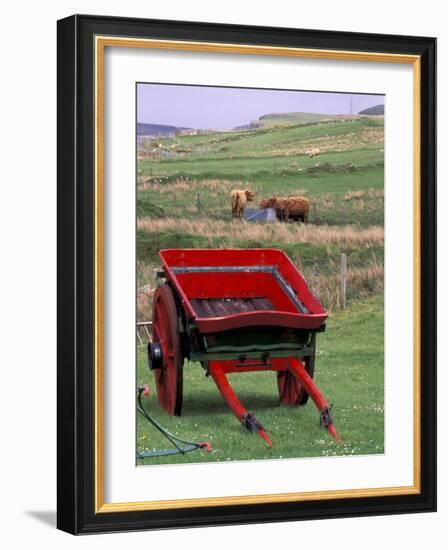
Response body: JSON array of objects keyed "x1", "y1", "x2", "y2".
[{"x1": 208, "y1": 357, "x2": 341, "y2": 446}]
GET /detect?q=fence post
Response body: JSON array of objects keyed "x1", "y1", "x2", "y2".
[
  {"x1": 313, "y1": 261, "x2": 320, "y2": 298},
  {"x1": 340, "y1": 253, "x2": 348, "y2": 309}
]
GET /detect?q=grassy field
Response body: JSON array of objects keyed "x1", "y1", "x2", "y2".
[
  {"x1": 137, "y1": 296, "x2": 384, "y2": 465},
  {"x1": 136, "y1": 113, "x2": 385, "y2": 463}
]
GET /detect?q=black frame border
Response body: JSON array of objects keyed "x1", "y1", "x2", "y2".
[{"x1": 57, "y1": 14, "x2": 436, "y2": 534}]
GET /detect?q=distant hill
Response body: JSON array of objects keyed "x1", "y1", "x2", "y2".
[
  {"x1": 137, "y1": 122, "x2": 191, "y2": 136},
  {"x1": 234, "y1": 123, "x2": 262, "y2": 130},
  {"x1": 248, "y1": 111, "x2": 366, "y2": 128},
  {"x1": 258, "y1": 112, "x2": 330, "y2": 124},
  {"x1": 358, "y1": 104, "x2": 384, "y2": 116}
]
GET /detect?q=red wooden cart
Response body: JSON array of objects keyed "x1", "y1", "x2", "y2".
[{"x1": 147, "y1": 248, "x2": 340, "y2": 446}]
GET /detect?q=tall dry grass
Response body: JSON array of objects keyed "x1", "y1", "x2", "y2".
[
  {"x1": 344, "y1": 189, "x2": 384, "y2": 201},
  {"x1": 137, "y1": 261, "x2": 158, "y2": 321},
  {"x1": 138, "y1": 217, "x2": 384, "y2": 247},
  {"x1": 137, "y1": 177, "x2": 245, "y2": 194},
  {"x1": 304, "y1": 258, "x2": 384, "y2": 311}
]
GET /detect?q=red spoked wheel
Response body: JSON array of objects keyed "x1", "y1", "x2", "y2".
[
  {"x1": 277, "y1": 369, "x2": 306, "y2": 406},
  {"x1": 277, "y1": 335, "x2": 316, "y2": 406},
  {"x1": 151, "y1": 284, "x2": 183, "y2": 415}
]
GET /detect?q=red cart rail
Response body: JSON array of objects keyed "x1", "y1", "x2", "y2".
[{"x1": 147, "y1": 248, "x2": 340, "y2": 446}]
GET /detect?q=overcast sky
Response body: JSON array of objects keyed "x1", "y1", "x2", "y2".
[{"x1": 137, "y1": 83, "x2": 384, "y2": 129}]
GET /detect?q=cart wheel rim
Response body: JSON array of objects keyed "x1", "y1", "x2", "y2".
[
  {"x1": 278, "y1": 345, "x2": 316, "y2": 406},
  {"x1": 277, "y1": 370, "x2": 304, "y2": 406},
  {"x1": 151, "y1": 285, "x2": 183, "y2": 415}
]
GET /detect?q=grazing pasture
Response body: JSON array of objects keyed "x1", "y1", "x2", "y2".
[
  {"x1": 137, "y1": 116, "x2": 384, "y2": 317},
  {"x1": 136, "y1": 113, "x2": 385, "y2": 462}
]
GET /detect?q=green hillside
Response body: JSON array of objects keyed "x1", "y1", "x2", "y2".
[
  {"x1": 137, "y1": 116, "x2": 384, "y2": 316},
  {"x1": 254, "y1": 111, "x2": 380, "y2": 127}
]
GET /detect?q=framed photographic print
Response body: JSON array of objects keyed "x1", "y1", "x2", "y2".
[{"x1": 57, "y1": 14, "x2": 436, "y2": 534}]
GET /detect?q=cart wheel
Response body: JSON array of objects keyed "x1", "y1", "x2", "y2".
[
  {"x1": 277, "y1": 340, "x2": 316, "y2": 406},
  {"x1": 301, "y1": 344, "x2": 316, "y2": 405},
  {"x1": 277, "y1": 370, "x2": 307, "y2": 406},
  {"x1": 151, "y1": 284, "x2": 183, "y2": 415}
]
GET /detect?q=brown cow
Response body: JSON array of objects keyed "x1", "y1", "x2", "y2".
[
  {"x1": 260, "y1": 196, "x2": 310, "y2": 223},
  {"x1": 230, "y1": 189, "x2": 255, "y2": 218}
]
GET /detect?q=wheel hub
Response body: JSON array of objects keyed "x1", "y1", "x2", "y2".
[{"x1": 147, "y1": 342, "x2": 163, "y2": 370}]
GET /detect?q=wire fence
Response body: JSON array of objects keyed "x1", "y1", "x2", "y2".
[{"x1": 137, "y1": 321, "x2": 152, "y2": 346}]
